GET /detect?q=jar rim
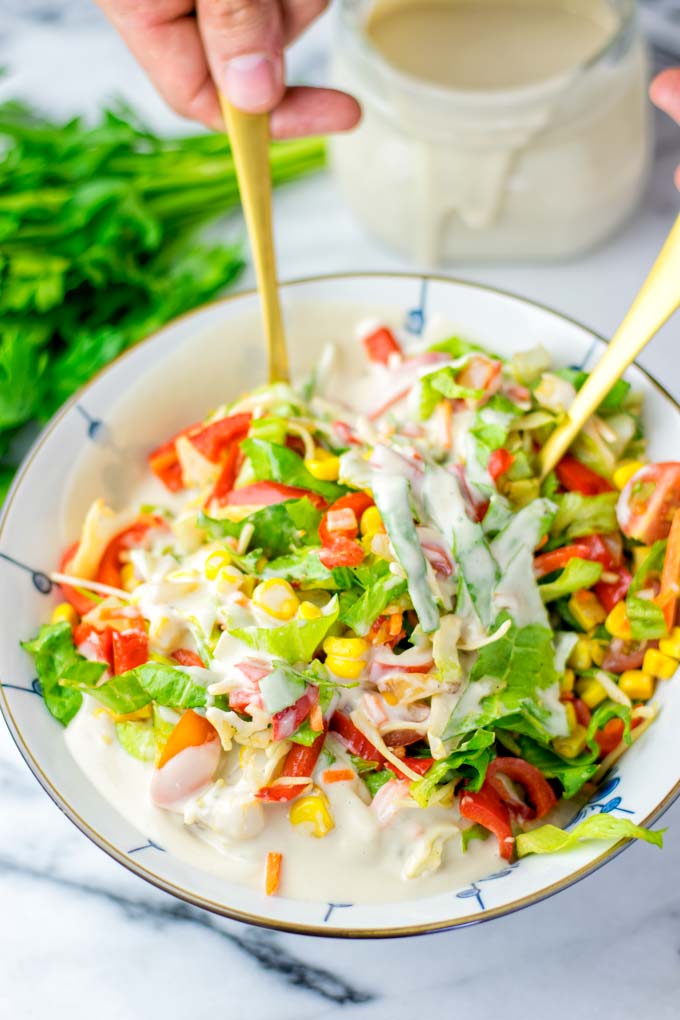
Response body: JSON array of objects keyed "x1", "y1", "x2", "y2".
[{"x1": 338, "y1": 0, "x2": 638, "y2": 107}]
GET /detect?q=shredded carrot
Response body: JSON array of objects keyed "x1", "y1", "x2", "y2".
[
  {"x1": 388, "y1": 612, "x2": 403, "y2": 637},
  {"x1": 322, "y1": 768, "x2": 355, "y2": 784},
  {"x1": 536, "y1": 534, "x2": 549, "y2": 550},
  {"x1": 309, "y1": 703, "x2": 324, "y2": 733},
  {"x1": 265, "y1": 852, "x2": 283, "y2": 896}
]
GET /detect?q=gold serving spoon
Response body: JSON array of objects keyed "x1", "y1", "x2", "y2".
[
  {"x1": 219, "y1": 95, "x2": 289, "y2": 383},
  {"x1": 540, "y1": 213, "x2": 680, "y2": 478}
]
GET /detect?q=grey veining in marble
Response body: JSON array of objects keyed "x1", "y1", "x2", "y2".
[{"x1": 2, "y1": 3, "x2": 680, "y2": 1019}]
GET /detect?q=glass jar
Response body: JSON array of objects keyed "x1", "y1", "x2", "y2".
[{"x1": 329, "y1": 0, "x2": 651, "y2": 264}]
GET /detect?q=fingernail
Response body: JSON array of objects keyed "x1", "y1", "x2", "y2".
[{"x1": 222, "y1": 53, "x2": 279, "y2": 112}]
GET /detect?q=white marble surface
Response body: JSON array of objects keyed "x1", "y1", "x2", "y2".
[{"x1": 2, "y1": 4, "x2": 680, "y2": 1018}]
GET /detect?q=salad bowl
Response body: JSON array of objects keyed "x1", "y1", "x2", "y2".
[{"x1": 1, "y1": 272, "x2": 679, "y2": 937}]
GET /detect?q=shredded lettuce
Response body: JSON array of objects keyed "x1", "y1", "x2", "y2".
[
  {"x1": 554, "y1": 368, "x2": 631, "y2": 412},
  {"x1": 340, "y1": 568, "x2": 407, "y2": 637},
  {"x1": 550, "y1": 492, "x2": 618, "y2": 539},
  {"x1": 625, "y1": 595, "x2": 669, "y2": 641},
  {"x1": 62, "y1": 662, "x2": 208, "y2": 714},
  {"x1": 461, "y1": 823, "x2": 490, "y2": 852},
  {"x1": 240, "y1": 437, "x2": 346, "y2": 502},
  {"x1": 419, "y1": 366, "x2": 483, "y2": 420},
  {"x1": 538, "y1": 558, "x2": 603, "y2": 602},
  {"x1": 629, "y1": 540, "x2": 667, "y2": 595},
  {"x1": 411, "y1": 730, "x2": 495, "y2": 806},
  {"x1": 516, "y1": 814, "x2": 664, "y2": 858},
  {"x1": 428, "y1": 336, "x2": 485, "y2": 358},
  {"x1": 21, "y1": 622, "x2": 88, "y2": 725},
  {"x1": 115, "y1": 719, "x2": 157, "y2": 762},
  {"x1": 363, "y1": 769, "x2": 394, "y2": 797},
  {"x1": 199, "y1": 498, "x2": 322, "y2": 560},
  {"x1": 229, "y1": 596, "x2": 339, "y2": 664}
]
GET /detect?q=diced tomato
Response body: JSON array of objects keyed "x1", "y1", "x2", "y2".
[
  {"x1": 58, "y1": 541, "x2": 99, "y2": 616},
  {"x1": 488, "y1": 448, "x2": 514, "y2": 482},
  {"x1": 272, "y1": 685, "x2": 320, "y2": 741},
  {"x1": 573, "y1": 698, "x2": 592, "y2": 728},
  {"x1": 188, "y1": 413, "x2": 252, "y2": 463},
  {"x1": 74, "y1": 622, "x2": 114, "y2": 668},
  {"x1": 157, "y1": 709, "x2": 219, "y2": 769},
  {"x1": 659, "y1": 509, "x2": 680, "y2": 631},
  {"x1": 318, "y1": 492, "x2": 374, "y2": 545},
  {"x1": 97, "y1": 518, "x2": 163, "y2": 589},
  {"x1": 533, "y1": 543, "x2": 592, "y2": 579},
  {"x1": 459, "y1": 783, "x2": 515, "y2": 861},
  {"x1": 330, "y1": 711, "x2": 385, "y2": 765},
  {"x1": 617, "y1": 463, "x2": 680, "y2": 544},
  {"x1": 172, "y1": 648, "x2": 205, "y2": 668},
  {"x1": 363, "y1": 326, "x2": 402, "y2": 365},
  {"x1": 556, "y1": 456, "x2": 614, "y2": 495},
  {"x1": 111, "y1": 630, "x2": 149, "y2": 675},
  {"x1": 225, "y1": 481, "x2": 327, "y2": 510},
  {"x1": 594, "y1": 569, "x2": 632, "y2": 614},
  {"x1": 256, "y1": 730, "x2": 326, "y2": 802},
  {"x1": 486, "y1": 757, "x2": 557, "y2": 820},
  {"x1": 208, "y1": 444, "x2": 243, "y2": 506},
  {"x1": 319, "y1": 537, "x2": 365, "y2": 568},
  {"x1": 594, "y1": 717, "x2": 626, "y2": 758}
]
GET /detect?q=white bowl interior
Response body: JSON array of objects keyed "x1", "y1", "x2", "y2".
[{"x1": 2, "y1": 274, "x2": 679, "y2": 935}]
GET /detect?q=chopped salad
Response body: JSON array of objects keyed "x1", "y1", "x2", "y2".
[{"x1": 24, "y1": 325, "x2": 676, "y2": 895}]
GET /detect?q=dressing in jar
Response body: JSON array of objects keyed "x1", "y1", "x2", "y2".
[{"x1": 329, "y1": 0, "x2": 651, "y2": 263}]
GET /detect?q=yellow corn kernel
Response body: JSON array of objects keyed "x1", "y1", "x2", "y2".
[
  {"x1": 618, "y1": 670, "x2": 655, "y2": 701},
  {"x1": 323, "y1": 636, "x2": 370, "y2": 658},
  {"x1": 643, "y1": 648, "x2": 678, "y2": 680},
  {"x1": 360, "y1": 506, "x2": 384, "y2": 536},
  {"x1": 120, "y1": 563, "x2": 139, "y2": 592},
  {"x1": 325, "y1": 655, "x2": 366, "y2": 680},
  {"x1": 605, "y1": 601, "x2": 632, "y2": 640},
  {"x1": 382, "y1": 690, "x2": 398, "y2": 706},
  {"x1": 553, "y1": 725, "x2": 588, "y2": 759},
  {"x1": 659, "y1": 627, "x2": 680, "y2": 660},
  {"x1": 289, "y1": 792, "x2": 335, "y2": 838},
  {"x1": 51, "y1": 602, "x2": 78, "y2": 627},
  {"x1": 298, "y1": 601, "x2": 322, "y2": 621},
  {"x1": 589, "y1": 639, "x2": 607, "y2": 667},
  {"x1": 253, "y1": 578, "x2": 299, "y2": 621},
  {"x1": 560, "y1": 668, "x2": 575, "y2": 694},
  {"x1": 568, "y1": 590, "x2": 607, "y2": 631},
  {"x1": 563, "y1": 701, "x2": 577, "y2": 732},
  {"x1": 575, "y1": 676, "x2": 607, "y2": 709},
  {"x1": 204, "y1": 548, "x2": 232, "y2": 580},
  {"x1": 613, "y1": 460, "x2": 645, "y2": 491},
  {"x1": 305, "y1": 449, "x2": 340, "y2": 481},
  {"x1": 568, "y1": 637, "x2": 592, "y2": 672}
]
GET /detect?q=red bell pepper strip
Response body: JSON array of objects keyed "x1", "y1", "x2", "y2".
[
  {"x1": 362, "y1": 326, "x2": 402, "y2": 365},
  {"x1": 319, "y1": 536, "x2": 365, "y2": 568},
  {"x1": 272, "y1": 685, "x2": 320, "y2": 741},
  {"x1": 172, "y1": 648, "x2": 206, "y2": 668},
  {"x1": 73, "y1": 622, "x2": 115, "y2": 668},
  {"x1": 555, "y1": 456, "x2": 614, "y2": 495},
  {"x1": 58, "y1": 542, "x2": 99, "y2": 616},
  {"x1": 225, "y1": 481, "x2": 327, "y2": 510},
  {"x1": 485, "y1": 757, "x2": 557, "y2": 820},
  {"x1": 593, "y1": 717, "x2": 626, "y2": 758},
  {"x1": 459, "y1": 783, "x2": 515, "y2": 861},
  {"x1": 387, "y1": 756, "x2": 434, "y2": 777},
  {"x1": 318, "y1": 492, "x2": 374, "y2": 545},
  {"x1": 188, "y1": 413, "x2": 252, "y2": 463},
  {"x1": 659, "y1": 508, "x2": 680, "y2": 631},
  {"x1": 533, "y1": 543, "x2": 592, "y2": 579},
  {"x1": 488, "y1": 448, "x2": 514, "y2": 482},
  {"x1": 579, "y1": 534, "x2": 621, "y2": 570},
  {"x1": 208, "y1": 444, "x2": 243, "y2": 507},
  {"x1": 148, "y1": 421, "x2": 203, "y2": 491},
  {"x1": 97, "y1": 517, "x2": 163, "y2": 589},
  {"x1": 256, "y1": 730, "x2": 327, "y2": 802},
  {"x1": 112, "y1": 630, "x2": 149, "y2": 675},
  {"x1": 594, "y1": 569, "x2": 632, "y2": 614},
  {"x1": 157, "y1": 709, "x2": 219, "y2": 769},
  {"x1": 330, "y1": 710, "x2": 386, "y2": 765}
]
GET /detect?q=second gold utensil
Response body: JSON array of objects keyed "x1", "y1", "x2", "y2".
[
  {"x1": 540, "y1": 213, "x2": 680, "y2": 478},
  {"x1": 219, "y1": 95, "x2": 289, "y2": 384}
]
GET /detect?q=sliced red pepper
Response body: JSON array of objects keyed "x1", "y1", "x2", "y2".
[
  {"x1": 362, "y1": 326, "x2": 402, "y2": 365},
  {"x1": 318, "y1": 492, "x2": 374, "y2": 545},
  {"x1": 73, "y1": 622, "x2": 114, "y2": 668},
  {"x1": 189, "y1": 412, "x2": 252, "y2": 463},
  {"x1": 594, "y1": 717, "x2": 626, "y2": 758},
  {"x1": 172, "y1": 648, "x2": 206, "y2": 668},
  {"x1": 488, "y1": 448, "x2": 514, "y2": 482},
  {"x1": 533, "y1": 543, "x2": 592, "y2": 579},
  {"x1": 330, "y1": 710, "x2": 385, "y2": 764},
  {"x1": 319, "y1": 537, "x2": 365, "y2": 568},
  {"x1": 556, "y1": 456, "x2": 614, "y2": 495},
  {"x1": 459, "y1": 783, "x2": 515, "y2": 861},
  {"x1": 387, "y1": 756, "x2": 434, "y2": 777},
  {"x1": 594, "y1": 569, "x2": 632, "y2": 614},
  {"x1": 225, "y1": 481, "x2": 327, "y2": 510},
  {"x1": 58, "y1": 541, "x2": 99, "y2": 617},
  {"x1": 148, "y1": 421, "x2": 203, "y2": 492},
  {"x1": 579, "y1": 533, "x2": 622, "y2": 570},
  {"x1": 97, "y1": 517, "x2": 163, "y2": 589},
  {"x1": 112, "y1": 630, "x2": 149, "y2": 675},
  {"x1": 486, "y1": 757, "x2": 557, "y2": 820},
  {"x1": 256, "y1": 730, "x2": 327, "y2": 802},
  {"x1": 272, "y1": 685, "x2": 320, "y2": 741},
  {"x1": 574, "y1": 698, "x2": 592, "y2": 728},
  {"x1": 208, "y1": 444, "x2": 243, "y2": 507}
]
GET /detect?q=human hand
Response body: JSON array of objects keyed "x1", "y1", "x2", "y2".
[
  {"x1": 96, "y1": 0, "x2": 361, "y2": 138},
  {"x1": 650, "y1": 68, "x2": 680, "y2": 189}
]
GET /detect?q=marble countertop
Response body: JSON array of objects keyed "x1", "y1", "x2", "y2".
[{"x1": 2, "y1": 4, "x2": 680, "y2": 1018}]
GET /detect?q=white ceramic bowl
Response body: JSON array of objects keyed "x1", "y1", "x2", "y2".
[{"x1": 2, "y1": 273, "x2": 679, "y2": 937}]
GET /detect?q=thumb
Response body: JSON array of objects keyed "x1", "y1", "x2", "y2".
[{"x1": 197, "y1": 0, "x2": 285, "y2": 113}]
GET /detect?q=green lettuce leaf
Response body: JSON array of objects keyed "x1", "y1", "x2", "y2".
[
  {"x1": 516, "y1": 814, "x2": 664, "y2": 858},
  {"x1": 21, "y1": 622, "x2": 90, "y2": 726},
  {"x1": 410, "y1": 730, "x2": 495, "y2": 807},
  {"x1": 538, "y1": 558, "x2": 603, "y2": 602},
  {"x1": 62, "y1": 661, "x2": 208, "y2": 714},
  {"x1": 461, "y1": 823, "x2": 490, "y2": 852},
  {"x1": 419, "y1": 366, "x2": 483, "y2": 419},
  {"x1": 200, "y1": 497, "x2": 322, "y2": 560},
  {"x1": 340, "y1": 571, "x2": 407, "y2": 637},
  {"x1": 585, "y1": 702, "x2": 632, "y2": 755},
  {"x1": 230, "y1": 596, "x2": 339, "y2": 664},
  {"x1": 550, "y1": 492, "x2": 618, "y2": 539},
  {"x1": 625, "y1": 595, "x2": 668, "y2": 641},
  {"x1": 364, "y1": 769, "x2": 394, "y2": 797},
  {"x1": 629, "y1": 540, "x2": 667, "y2": 595},
  {"x1": 554, "y1": 368, "x2": 631, "y2": 412},
  {"x1": 240, "y1": 437, "x2": 346, "y2": 502},
  {"x1": 115, "y1": 720, "x2": 157, "y2": 762},
  {"x1": 259, "y1": 663, "x2": 307, "y2": 714},
  {"x1": 428, "y1": 335, "x2": 486, "y2": 358},
  {"x1": 512, "y1": 735, "x2": 598, "y2": 798}
]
